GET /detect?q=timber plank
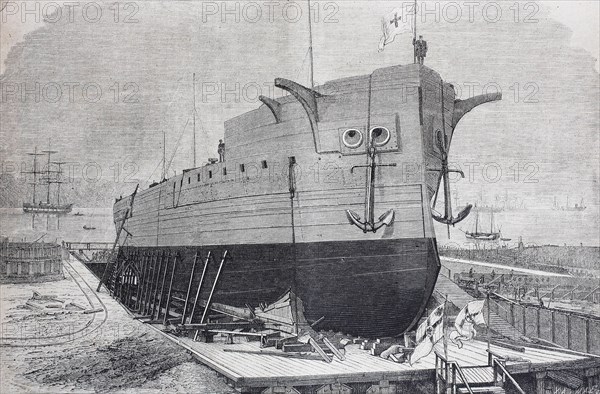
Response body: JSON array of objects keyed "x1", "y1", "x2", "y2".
[{"x1": 168, "y1": 332, "x2": 595, "y2": 389}]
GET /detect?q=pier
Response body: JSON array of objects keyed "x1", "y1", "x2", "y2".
[
  {"x1": 85, "y1": 246, "x2": 600, "y2": 393},
  {"x1": 63, "y1": 241, "x2": 114, "y2": 251}
]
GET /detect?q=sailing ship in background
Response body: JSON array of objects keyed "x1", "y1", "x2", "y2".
[
  {"x1": 553, "y1": 196, "x2": 586, "y2": 212},
  {"x1": 22, "y1": 147, "x2": 73, "y2": 215},
  {"x1": 464, "y1": 206, "x2": 502, "y2": 241},
  {"x1": 497, "y1": 189, "x2": 526, "y2": 211}
]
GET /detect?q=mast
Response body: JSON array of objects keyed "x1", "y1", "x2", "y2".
[
  {"x1": 475, "y1": 208, "x2": 479, "y2": 234},
  {"x1": 307, "y1": 0, "x2": 314, "y2": 88},
  {"x1": 26, "y1": 147, "x2": 44, "y2": 204},
  {"x1": 41, "y1": 148, "x2": 58, "y2": 204},
  {"x1": 52, "y1": 161, "x2": 67, "y2": 206},
  {"x1": 193, "y1": 72, "x2": 197, "y2": 168},
  {"x1": 490, "y1": 209, "x2": 494, "y2": 233},
  {"x1": 162, "y1": 131, "x2": 166, "y2": 180}
]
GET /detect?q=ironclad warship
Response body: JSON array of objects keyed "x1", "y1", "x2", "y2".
[{"x1": 108, "y1": 63, "x2": 501, "y2": 337}]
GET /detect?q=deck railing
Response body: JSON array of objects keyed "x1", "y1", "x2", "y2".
[
  {"x1": 490, "y1": 354, "x2": 526, "y2": 394},
  {"x1": 435, "y1": 351, "x2": 474, "y2": 394}
]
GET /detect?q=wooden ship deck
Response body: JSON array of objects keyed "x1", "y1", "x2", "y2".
[{"x1": 150, "y1": 325, "x2": 599, "y2": 393}]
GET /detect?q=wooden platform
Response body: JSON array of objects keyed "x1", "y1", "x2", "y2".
[
  {"x1": 161, "y1": 331, "x2": 598, "y2": 393},
  {"x1": 434, "y1": 275, "x2": 523, "y2": 340}
]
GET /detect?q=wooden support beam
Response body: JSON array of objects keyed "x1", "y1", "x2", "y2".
[
  {"x1": 150, "y1": 251, "x2": 165, "y2": 317},
  {"x1": 308, "y1": 337, "x2": 332, "y2": 363},
  {"x1": 97, "y1": 184, "x2": 138, "y2": 292},
  {"x1": 490, "y1": 339, "x2": 526, "y2": 353},
  {"x1": 180, "y1": 322, "x2": 255, "y2": 330},
  {"x1": 189, "y1": 251, "x2": 212, "y2": 324},
  {"x1": 163, "y1": 253, "x2": 178, "y2": 325},
  {"x1": 222, "y1": 348, "x2": 322, "y2": 361},
  {"x1": 141, "y1": 251, "x2": 156, "y2": 314},
  {"x1": 124, "y1": 261, "x2": 131, "y2": 306},
  {"x1": 322, "y1": 337, "x2": 346, "y2": 361},
  {"x1": 200, "y1": 250, "x2": 228, "y2": 324},
  {"x1": 126, "y1": 252, "x2": 137, "y2": 305},
  {"x1": 136, "y1": 252, "x2": 150, "y2": 311},
  {"x1": 551, "y1": 310, "x2": 556, "y2": 344},
  {"x1": 283, "y1": 343, "x2": 312, "y2": 353},
  {"x1": 141, "y1": 251, "x2": 152, "y2": 314},
  {"x1": 156, "y1": 252, "x2": 171, "y2": 320},
  {"x1": 181, "y1": 251, "x2": 199, "y2": 325},
  {"x1": 309, "y1": 316, "x2": 325, "y2": 327},
  {"x1": 133, "y1": 251, "x2": 145, "y2": 310},
  {"x1": 567, "y1": 314, "x2": 572, "y2": 349},
  {"x1": 586, "y1": 318, "x2": 591, "y2": 354}
]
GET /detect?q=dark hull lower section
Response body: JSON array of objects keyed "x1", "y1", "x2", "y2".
[{"x1": 93, "y1": 238, "x2": 440, "y2": 337}]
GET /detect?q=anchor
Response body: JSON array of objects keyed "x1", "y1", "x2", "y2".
[
  {"x1": 428, "y1": 129, "x2": 472, "y2": 233},
  {"x1": 346, "y1": 129, "x2": 396, "y2": 233}
]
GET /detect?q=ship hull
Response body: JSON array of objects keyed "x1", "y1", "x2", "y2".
[
  {"x1": 113, "y1": 237, "x2": 439, "y2": 338},
  {"x1": 100, "y1": 64, "x2": 501, "y2": 338},
  {"x1": 465, "y1": 232, "x2": 500, "y2": 241}
]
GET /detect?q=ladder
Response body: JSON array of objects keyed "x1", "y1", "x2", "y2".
[
  {"x1": 435, "y1": 351, "x2": 525, "y2": 394},
  {"x1": 97, "y1": 185, "x2": 138, "y2": 292}
]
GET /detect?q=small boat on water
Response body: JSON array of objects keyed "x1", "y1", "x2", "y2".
[
  {"x1": 553, "y1": 196, "x2": 586, "y2": 211},
  {"x1": 73, "y1": 212, "x2": 84, "y2": 216},
  {"x1": 83, "y1": 225, "x2": 96, "y2": 230}
]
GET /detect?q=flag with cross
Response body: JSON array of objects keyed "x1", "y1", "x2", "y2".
[
  {"x1": 409, "y1": 303, "x2": 445, "y2": 365},
  {"x1": 449, "y1": 299, "x2": 486, "y2": 349},
  {"x1": 378, "y1": 7, "x2": 415, "y2": 52}
]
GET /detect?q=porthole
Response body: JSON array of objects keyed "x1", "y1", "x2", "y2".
[
  {"x1": 370, "y1": 126, "x2": 391, "y2": 147},
  {"x1": 342, "y1": 128, "x2": 364, "y2": 149}
]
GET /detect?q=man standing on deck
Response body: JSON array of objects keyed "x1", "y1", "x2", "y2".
[
  {"x1": 218, "y1": 139, "x2": 225, "y2": 162},
  {"x1": 413, "y1": 35, "x2": 428, "y2": 64}
]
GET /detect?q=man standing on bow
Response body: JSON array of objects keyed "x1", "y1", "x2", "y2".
[
  {"x1": 218, "y1": 139, "x2": 225, "y2": 162},
  {"x1": 413, "y1": 35, "x2": 428, "y2": 65}
]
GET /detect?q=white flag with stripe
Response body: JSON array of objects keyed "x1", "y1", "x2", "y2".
[
  {"x1": 378, "y1": 7, "x2": 415, "y2": 52},
  {"x1": 449, "y1": 299, "x2": 486, "y2": 348},
  {"x1": 409, "y1": 303, "x2": 445, "y2": 365}
]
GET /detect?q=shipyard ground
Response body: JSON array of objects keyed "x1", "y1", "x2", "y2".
[
  {"x1": 0, "y1": 258, "x2": 235, "y2": 393},
  {"x1": 2, "y1": 257, "x2": 600, "y2": 393}
]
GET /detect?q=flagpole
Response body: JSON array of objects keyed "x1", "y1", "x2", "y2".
[
  {"x1": 193, "y1": 72, "x2": 196, "y2": 168},
  {"x1": 486, "y1": 290, "x2": 491, "y2": 363},
  {"x1": 307, "y1": 0, "x2": 315, "y2": 88},
  {"x1": 443, "y1": 294, "x2": 449, "y2": 362},
  {"x1": 413, "y1": 0, "x2": 417, "y2": 64}
]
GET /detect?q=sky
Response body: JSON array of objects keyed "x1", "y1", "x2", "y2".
[{"x1": 0, "y1": 1, "x2": 598, "y2": 222}]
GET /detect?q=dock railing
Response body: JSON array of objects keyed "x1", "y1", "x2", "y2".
[
  {"x1": 488, "y1": 352, "x2": 526, "y2": 394},
  {"x1": 490, "y1": 292, "x2": 600, "y2": 354},
  {"x1": 435, "y1": 351, "x2": 474, "y2": 394}
]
